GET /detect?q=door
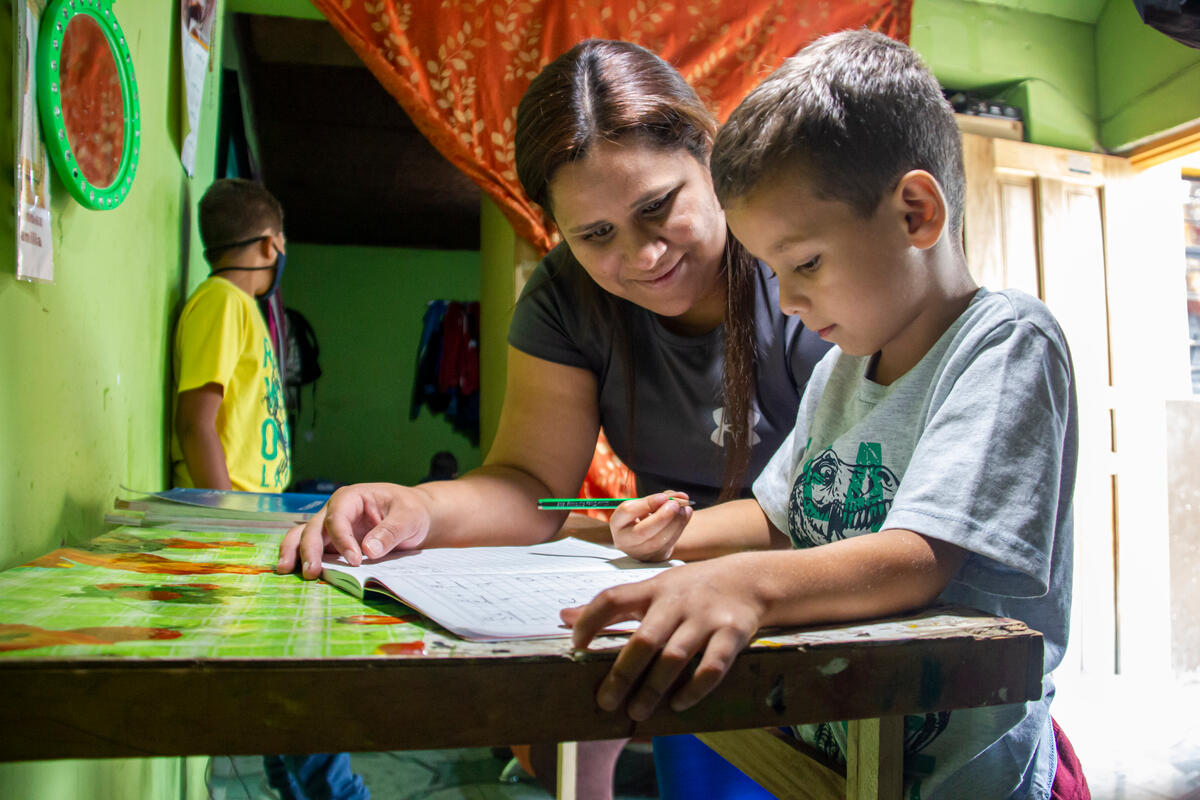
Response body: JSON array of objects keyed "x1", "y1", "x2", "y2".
[{"x1": 962, "y1": 133, "x2": 1124, "y2": 675}]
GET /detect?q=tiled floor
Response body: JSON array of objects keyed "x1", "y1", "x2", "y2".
[
  {"x1": 208, "y1": 749, "x2": 547, "y2": 799},
  {"x1": 207, "y1": 745, "x2": 657, "y2": 799},
  {"x1": 208, "y1": 672, "x2": 1200, "y2": 800}
]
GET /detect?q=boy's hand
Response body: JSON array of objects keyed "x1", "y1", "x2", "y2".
[
  {"x1": 275, "y1": 483, "x2": 433, "y2": 579},
  {"x1": 561, "y1": 556, "x2": 764, "y2": 721},
  {"x1": 609, "y1": 491, "x2": 692, "y2": 562}
]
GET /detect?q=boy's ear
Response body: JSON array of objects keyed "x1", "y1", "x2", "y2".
[
  {"x1": 257, "y1": 232, "x2": 279, "y2": 260},
  {"x1": 892, "y1": 170, "x2": 946, "y2": 250}
]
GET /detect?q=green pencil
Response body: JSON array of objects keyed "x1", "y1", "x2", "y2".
[{"x1": 536, "y1": 497, "x2": 694, "y2": 510}]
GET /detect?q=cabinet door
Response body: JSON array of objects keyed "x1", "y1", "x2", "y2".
[
  {"x1": 1038, "y1": 177, "x2": 1118, "y2": 677},
  {"x1": 963, "y1": 133, "x2": 1120, "y2": 675}
]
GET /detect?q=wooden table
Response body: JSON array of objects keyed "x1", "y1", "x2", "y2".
[{"x1": 0, "y1": 527, "x2": 1043, "y2": 799}]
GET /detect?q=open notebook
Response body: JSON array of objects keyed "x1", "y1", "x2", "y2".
[{"x1": 321, "y1": 537, "x2": 678, "y2": 642}]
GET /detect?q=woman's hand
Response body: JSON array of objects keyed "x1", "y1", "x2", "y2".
[
  {"x1": 275, "y1": 483, "x2": 435, "y2": 579},
  {"x1": 609, "y1": 491, "x2": 692, "y2": 562},
  {"x1": 561, "y1": 555, "x2": 765, "y2": 721}
]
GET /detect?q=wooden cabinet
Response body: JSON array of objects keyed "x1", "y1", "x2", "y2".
[{"x1": 962, "y1": 132, "x2": 1180, "y2": 676}]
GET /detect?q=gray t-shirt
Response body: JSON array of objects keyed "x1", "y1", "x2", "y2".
[
  {"x1": 508, "y1": 244, "x2": 831, "y2": 507},
  {"x1": 754, "y1": 288, "x2": 1077, "y2": 799}
]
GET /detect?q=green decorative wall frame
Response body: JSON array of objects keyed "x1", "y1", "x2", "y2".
[{"x1": 36, "y1": 0, "x2": 140, "y2": 210}]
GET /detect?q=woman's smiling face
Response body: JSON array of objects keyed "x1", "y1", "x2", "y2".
[{"x1": 548, "y1": 137, "x2": 729, "y2": 333}]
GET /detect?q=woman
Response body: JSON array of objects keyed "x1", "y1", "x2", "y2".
[
  {"x1": 277, "y1": 38, "x2": 826, "y2": 572},
  {"x1": 276, "y1": 38, "x2": 828, "y2": 796}
]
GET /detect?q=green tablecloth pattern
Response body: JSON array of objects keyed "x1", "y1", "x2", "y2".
[{"x1": 0, "y1": 527, "x2": 454, "y2": 659}]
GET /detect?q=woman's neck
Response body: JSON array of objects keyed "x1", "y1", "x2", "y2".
[{"x1": 658, "y1": 282, "x2": 726, "y2": 335}]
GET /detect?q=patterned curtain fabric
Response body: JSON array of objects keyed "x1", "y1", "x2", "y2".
[
  {"x1": 309, "y1": 0, "x2": 912, "y2": 254},
  {"x1": 577, "y1": 428, "x2": 639, "y2": 520}
]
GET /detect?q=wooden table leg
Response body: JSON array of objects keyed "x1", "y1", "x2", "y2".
[
  {"x1": 697, "y1": 728, "x2": 846, "y2": 799},
  {"x1": 556, "y1": 740, "x2": 578, "y2": 800},
  {"x1": 846, "y1": 716, "x2": 903, "y2": 800}
]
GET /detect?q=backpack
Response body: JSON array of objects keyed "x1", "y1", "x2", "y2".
[
  {"x1": 284, "y1": 307, "x2": 321, "y2": 425},
  {"x1": 284, "y1": 308, "x2": 322, "y2": 387}
]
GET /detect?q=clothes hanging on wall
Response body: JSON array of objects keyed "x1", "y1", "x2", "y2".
[{"x1": 411, "y1": 299, "x2": 479, "y2": 444}]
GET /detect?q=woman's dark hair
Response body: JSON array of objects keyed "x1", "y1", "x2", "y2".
[
  {"x1": 515, "y1": 39, "x2": 715, "y2": 209},
  {"x1": 515, "y1": 39, "x2": 758, "y2": 501}
]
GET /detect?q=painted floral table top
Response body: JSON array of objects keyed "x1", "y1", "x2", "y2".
[{"x1": 0, "y1": 527, "x2": 1032, "y2": 662}]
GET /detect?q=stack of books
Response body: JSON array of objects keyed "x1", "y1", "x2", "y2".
[{"x1": 107, "y1": 488, "x2": 328, "y2": 533}]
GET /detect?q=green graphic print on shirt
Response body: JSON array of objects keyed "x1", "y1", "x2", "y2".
[
  {"x1": 787, "y1": 440, "x2": 900, "y2": 549},
  {"x1": 785, "y1": 440, "x2": 950, "y2": 791},
  {"x1": 260, "y1": 336, "x2": 291, "y2": 490}
]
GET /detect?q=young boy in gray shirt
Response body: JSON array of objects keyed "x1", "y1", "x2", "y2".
[{"x1": 564, "y1": 30, "x2": 1084, "y2": 798}]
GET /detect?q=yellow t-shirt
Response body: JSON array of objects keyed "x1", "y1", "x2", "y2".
[{"x1": 171, "y1": 277, "x2": 291, "y2": 491}]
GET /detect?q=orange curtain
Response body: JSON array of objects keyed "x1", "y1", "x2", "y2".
[
  {"x1": 577, "y1": 428, "x2": 639, "y2": 520},
  {"x1": 309, "y1": 0, "x2": 912, "y2": 254}
]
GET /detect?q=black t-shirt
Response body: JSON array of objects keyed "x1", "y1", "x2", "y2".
[{"x1": 507, "y1": 244, "x2": 831, "y2": 507}]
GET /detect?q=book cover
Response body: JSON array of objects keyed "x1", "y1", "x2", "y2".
[{"x1": 118, "y1": 487, "x2": 329, "y2": 521}]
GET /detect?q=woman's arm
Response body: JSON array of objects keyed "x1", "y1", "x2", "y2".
[{"x1": 278, "y1": 347, "x2": 603, "y2": 577}]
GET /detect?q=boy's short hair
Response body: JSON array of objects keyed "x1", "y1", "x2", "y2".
[
  {"x1": 712, "y1": 29, "x2": 965, "y2": 234},
  {"x1": 198, "y1": 179, "x2": 284, "y2": 263}
]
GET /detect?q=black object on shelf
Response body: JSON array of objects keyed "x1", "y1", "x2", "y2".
[
  {"x1": 1133, "y1": 0, "x2": 1200, "y2": 50},
  {"x1": 945, "y1": 90, "x2": 1023, "y2": 122}
]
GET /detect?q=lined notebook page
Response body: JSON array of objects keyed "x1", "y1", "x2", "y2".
[{"x1": 322, "y1": 538, "x2": 677, "y2": 641}]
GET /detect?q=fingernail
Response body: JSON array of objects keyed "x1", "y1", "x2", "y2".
[
  {"x1": 364, "y1": 540, "x2": 381, "y2": 558},
  {"x1": 597, "y1": 687, "x2": 618, "y2": 711},
  {"x1": 302, "y1": 561, "x2": 311, "y2": 576},
  {"x1": 683, "y1": 506, "x2": 693, "y2": 519}
]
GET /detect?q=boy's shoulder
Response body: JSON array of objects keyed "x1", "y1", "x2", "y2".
[
  {"x1": 185, "y1": 275, "x2": 240, "y2": 301},
  {"x1": 182, "y1": 276, "x2": 254, "y2": 314},
  {"x1": 177, "y1": 277, "x2": 259, "y2": 342},
  {"x1": 923, "y1": 287, "x2": 1073, "y2": 385},
  {"x1": 960, "y1": 288, "x2": 1067, "y2": 349}
]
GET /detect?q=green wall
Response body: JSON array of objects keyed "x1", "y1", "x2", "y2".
[
  {"x1": 0, "y1": 758, "x2": 206, "y2": 800},
  {"x1": 284, "y1": 244, "x2": 483, "y2": 485},
  {"x1": 912, "y1": 0, "x2": 1099, "y2": 150},
  {"x1": 913, "y1": 0, "x2": 1200, "y2": 153},
  {"x1": 1096, "y1": 0, "x2": 1200, "y2": 151},
  {"x1": 0, "y1": 0, "x2": 220, "y2": 796},
  {"x1": 0, "y1": 0, "x2": 217, "y2": 572},
  {"x1": 228, "y1": 0, "x2": 324, "y2": 19},
  {"x1": 479, "y1": 196, "x2": 517, "y2": 452}
]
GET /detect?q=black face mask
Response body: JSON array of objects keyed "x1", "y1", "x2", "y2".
[{"x1": 207, "y1": 235, "x2": 286, "y2": 300}]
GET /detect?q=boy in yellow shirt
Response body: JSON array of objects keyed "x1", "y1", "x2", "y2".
[
  {"x1": 171, "y1": 178, "x2": 291, "y2": 492},
  {"x1": 174, "y1": 180, "x2": 366, "y2": 798}
]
